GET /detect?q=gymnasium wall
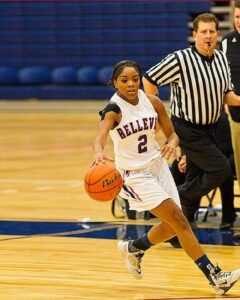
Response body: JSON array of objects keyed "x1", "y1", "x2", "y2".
[{"x1": 0, "y1": 1, "x2": 210, "y2": 100}]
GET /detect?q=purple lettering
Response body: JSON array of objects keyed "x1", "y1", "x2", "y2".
[
  {"x1": 149, "y1": 117, "x2": 154, "y2": 129},
  {"x1": 123, "y1": 124, "x2": 131, "y2": 136},
  {"x1": 117, "y1": 128, "x2": 126, "y2": 139},
  {"x1": 136, "y1": 120, "x2": 143, "y2": 131},
  {"x1": 129, "y1": 122, "x2": 138, "y2": 134},
  {"x1": 142, "y1": 118, "x2": 148, "y2": 130}
]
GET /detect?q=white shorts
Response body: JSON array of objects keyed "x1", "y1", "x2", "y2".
[{"x1": 119, "y1": 156, "x2": 181, "y2": 212}]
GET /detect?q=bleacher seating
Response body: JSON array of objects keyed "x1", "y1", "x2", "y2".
[{"x1": 0, "y1": 1, "x2": 210, "y2": 100}]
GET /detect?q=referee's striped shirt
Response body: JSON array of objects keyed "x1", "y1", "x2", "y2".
[{"x1": 145, "y1": 46, "x2": 233, "y2": 125}]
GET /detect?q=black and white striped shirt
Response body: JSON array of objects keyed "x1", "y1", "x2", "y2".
[{"x1": 145, "y1": 46, "x2": 233, "y2": 125}]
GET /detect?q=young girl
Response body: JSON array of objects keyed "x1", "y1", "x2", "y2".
[{"x1": 92, "y1": 60, "x2": 240, "y2": 295}]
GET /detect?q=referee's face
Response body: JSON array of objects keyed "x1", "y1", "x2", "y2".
[
  {"x1": 192, "y1": 21, "x2": 219, "y2": 57},
  {"x1": 234, "y1": 7, "x2": 240, "y2": 33}
]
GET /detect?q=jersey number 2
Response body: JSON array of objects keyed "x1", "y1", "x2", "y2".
[{"x1": 138, "y1": 134, "x2": 147, "y2": 153}]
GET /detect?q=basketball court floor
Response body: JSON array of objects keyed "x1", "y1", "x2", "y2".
[{"x1": 0, "y1": 100, "x2": 239, "y2": 299}]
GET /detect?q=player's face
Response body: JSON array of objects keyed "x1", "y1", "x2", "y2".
[
  {"x1": 114, "y1": 67, "x2": 140, "y2": 102},
  {"x1": 192, "y1": 21, "x2": 219, "y2": 56},
  {"x1": 234, "y1": 7, "x2": 240, "y2": 33}
]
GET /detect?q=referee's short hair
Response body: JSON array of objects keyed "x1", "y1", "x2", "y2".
[
  {"x1": 193, "y1": 13, "x2": 219, "y2": 32},
  {"x1": 234, "y1": 1, "x2": 240, "y2": 8}
]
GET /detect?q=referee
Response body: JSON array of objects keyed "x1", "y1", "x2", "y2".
[
  {"x1": 220, "y1": 1, "x2": 240, "y2": 188},
  {"x1": 143, "y1": 13, "x2": 240, "y2": 225}
]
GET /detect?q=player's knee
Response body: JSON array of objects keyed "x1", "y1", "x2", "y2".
[
  {"x1": 179, "y1": 218, "x2": 191, "y2": 232},
  {"x1": 172, "y1": 210, "x2": 191, "y2": 232}
]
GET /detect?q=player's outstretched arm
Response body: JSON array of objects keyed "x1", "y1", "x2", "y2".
[{"x1": 92, "y1": 111, "x2": 117, "y2": 166}]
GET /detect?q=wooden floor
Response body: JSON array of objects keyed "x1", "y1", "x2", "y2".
[{"x1": 0, "y1": 100, "x2": 239, "y2": 300}]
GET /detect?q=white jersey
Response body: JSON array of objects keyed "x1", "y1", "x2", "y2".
[{"x1": 109, "y1": 89, "x2": 160, "y2": 170}]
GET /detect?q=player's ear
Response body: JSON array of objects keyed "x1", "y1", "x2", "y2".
[{"x1": 114, "y1": 80, "x2": 118, "y2": 89}]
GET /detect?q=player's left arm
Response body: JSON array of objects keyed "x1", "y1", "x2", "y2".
[
  {"x1": 147, "y1": 94, "x2": 179, "y2": 160},
  {"x1": 92, "y1": 111, "x2": 118, "y2": 165}
]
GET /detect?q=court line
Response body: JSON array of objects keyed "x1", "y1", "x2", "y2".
[
  {"x1": 0, "y1": 223, "x2": 122, "y2": 242},
  {"x1": 45, "y1": 224, "x2": 121, "y2": 236}
]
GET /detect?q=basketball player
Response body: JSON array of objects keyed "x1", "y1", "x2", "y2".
[{"x1": 92, "y1": 60, "x2": 240, "y2": 295}]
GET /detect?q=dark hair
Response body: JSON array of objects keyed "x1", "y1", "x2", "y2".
[
  {"x1": 193, "y1": 13, "x2": 219, "y2": 32},
  {"x1": 234, "y1": 1, "x2": 240, "y2": 9},
  {"x1": 108, "y1": 60, "x2": 142, "y2": 88}
]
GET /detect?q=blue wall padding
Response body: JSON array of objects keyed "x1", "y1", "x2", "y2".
[
  {"x1": 77, "y1": 67, "x2": 99, "y2": 85},
  {"x1": 0, "y1": 67, "x2": 18, "y2": 84},
  {"x1": 52, "y1": 66, "x2": 78, "y2": 84},
  {"x1": 18, "y1": 67, "x2": 51, "y2": 84}
]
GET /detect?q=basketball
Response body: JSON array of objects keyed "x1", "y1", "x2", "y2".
[{"x1": 84, "y1": 163, "x2": 123, "y2": 201}]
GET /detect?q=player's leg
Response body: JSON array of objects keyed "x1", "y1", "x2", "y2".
[
  {"x1": 117, "y1": 167, "x2": 179, "y2": 280},
  {"x1": 119, "y1": 199, "x2": 240, "y2": 294},
  {"x1": 143, "y1": 220, "x2": 176, "y2": 244},
  {"x1": 151, "y1": 199, "x2": 204, "y2": 259},
  {"x1": 118, "y1": 217, "x2": 177, "y2": 279}
]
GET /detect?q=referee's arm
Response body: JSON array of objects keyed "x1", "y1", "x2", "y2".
[{"x1": 224, "y1": 91, "x2": 240, "y2": 106}]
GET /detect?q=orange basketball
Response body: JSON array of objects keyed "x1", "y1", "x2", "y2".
[{"x1": 84, "y1": 163, "x2": 123, "y2": 201}]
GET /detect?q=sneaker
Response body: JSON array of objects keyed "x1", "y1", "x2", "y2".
[
  {"x1": 209, "y1": 268, "x2": 240, "y2": 295},
  {"x1": 118, "y1": 240, "x2": 144, "y2": 279}
]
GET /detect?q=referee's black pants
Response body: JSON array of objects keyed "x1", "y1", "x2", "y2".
[{"x1": 171, "y1": 116, "x2": 231, "y2": 222}]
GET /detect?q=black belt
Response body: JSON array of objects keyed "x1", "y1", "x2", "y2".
[{"x1": 171, "y1": 115, "x2": 219, "y2": 129}]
